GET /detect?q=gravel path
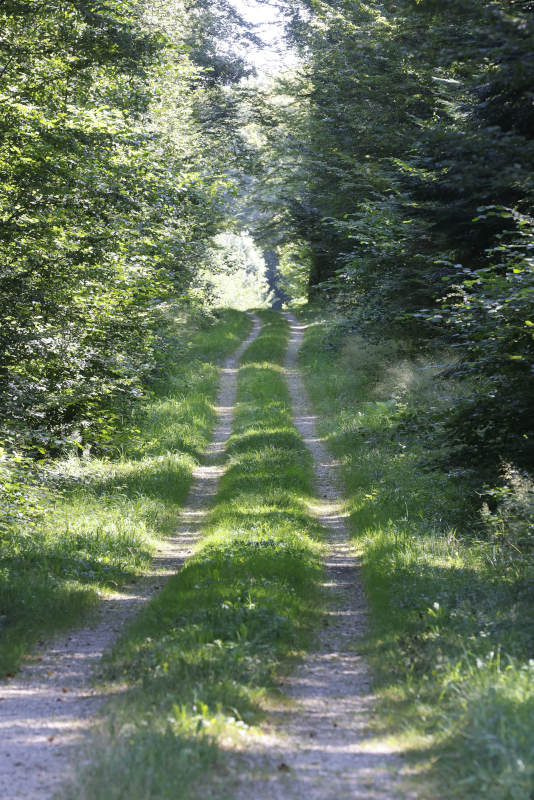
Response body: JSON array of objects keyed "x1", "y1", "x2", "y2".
[
  {"x1": 0, "y1": 314, "x2": 261, "y2": 800},
  {"x1": 231, "y1": 313, "x2": 409, "y2": 800}
]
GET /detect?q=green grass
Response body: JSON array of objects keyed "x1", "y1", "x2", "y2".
[
  {"x1": 298, "y1": 311, "x2": 534, "y2": 799},
  {"x1": 0, "y1": 308, "x2": 252, "y2": 675},
  {"x1": 63, "y1": 310, "x2": 324, "y2": 800}
]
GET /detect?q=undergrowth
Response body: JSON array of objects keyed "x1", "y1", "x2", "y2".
[
  {"x1": 0, "y1": 308, "x2": 252, "y2": 675},
  {"x1": 62, "y1": 310, "x2": 324, "y2": 800},
  {"x1": 299, "y1": 312, "x2": 534, "y2": 800}
]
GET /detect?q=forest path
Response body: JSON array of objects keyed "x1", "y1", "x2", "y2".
[
  {"x1": 231, "y1": 313, "x2": 409, "y2": 800},
  {"x1": 0, "y1": 315, "x2": 262, "y2": 800}
]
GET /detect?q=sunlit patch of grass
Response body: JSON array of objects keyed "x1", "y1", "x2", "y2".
[
  {"x1": 0, "y1": 309, "x2": 252, "y2": 675},
  {"x1": 298, "y1": 311, "x2": 534, "y2": 800},
  {"x1": 63, "y1": 310, "x2": 325, "y2": 800}
]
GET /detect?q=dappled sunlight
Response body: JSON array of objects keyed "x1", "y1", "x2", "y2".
[
  {"x1": 220, "y1": 314, "x2": 404, "y2": 799},
  {"x1": 0, "y1": 314, "x2": 261, "y2": 800},
  {"x1": 63, "y1": 310, "x2": 340, "y2": 799},
  {"x1": 299, "y1": 313, "x2": 534, "y2": 799},
  {"x1": 236, "y1": 361, "x2": 287, "y2": 374}
]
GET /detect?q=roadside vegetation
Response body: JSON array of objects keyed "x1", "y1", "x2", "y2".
[
  {"x1": 299, "y1": 313, "x2": 534, "y2": 800},
  {"x1": 62, "y1": 311, "x2": 324, "y2": 800},
  {"x1": 0, "y1": 308, "x2": 251, "y2": 675},
  {"x1": 2, "y1": 2, "x2": 533, "y2": 797}
]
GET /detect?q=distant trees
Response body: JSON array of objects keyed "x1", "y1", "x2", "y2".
[{"x1": 198, "y1": 231, "x2": 272, "y2": 309}]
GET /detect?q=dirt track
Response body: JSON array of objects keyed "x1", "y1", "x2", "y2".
[
  {"x1": 0, "y1": 315, "x2": 261, "y2": 800},
  {"x1": 230, "y1": 313, "x2": 409, "y2": 800}
]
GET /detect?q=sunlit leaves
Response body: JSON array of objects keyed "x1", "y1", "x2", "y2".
[{"x1": 0, "y1": 1, "x2": 249, "y2": 454}]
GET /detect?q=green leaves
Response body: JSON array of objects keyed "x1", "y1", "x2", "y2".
[
  {"x1": 258, "y1": 0, "x2": 534, "y2": 472},
  {"x1": 0, "y1": 1, "x2": 251, "y2": 455}
]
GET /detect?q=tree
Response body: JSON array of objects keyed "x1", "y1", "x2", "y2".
[
  {"x1": 0, "y1": 0, "x2": 255, "y2": 452},
  {"x1": 252, "y1": 0, "x2": 534, "y2": 472}
]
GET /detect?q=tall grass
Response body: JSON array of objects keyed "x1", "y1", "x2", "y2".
[
  {"x1": 62, "y1": 310, "x2": 324, "y2": 800},
  {"x1": 0, "y1": 309, "x2": 252, "y2": 674},
  {"x1": 299, "y1": 314, "x2": 534, "y2": 799}
]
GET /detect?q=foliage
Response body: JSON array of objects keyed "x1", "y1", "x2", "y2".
[
  {"x1": 436, "y1": 212, "x2": 534, "y2": 473},
  {"x1": 197, "y1": 231, "x2": 273, "y2": 309},
  {"x1": 252, "y1": 0, "x2": 534, "y2": 473},
  {"x1": 0, "y1": 0, "x2": 253, "y2": 454},
  {"x1": 277, "y1": 239, "x2": 311, "y2": 305}
]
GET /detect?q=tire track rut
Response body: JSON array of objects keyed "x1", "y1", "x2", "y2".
[
  {"x1": 0, "y1": 314, "x2": 261, "y2": 800},
  {"x1": 231, "y1": 313, "x2": 409, "y2": 800}
]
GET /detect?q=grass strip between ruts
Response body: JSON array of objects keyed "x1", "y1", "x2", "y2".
[
  {"x1": 0, "y1": 309, "x2": 252, "y2": 675},
  {"x1": 63, "y1": 310, "x2": 324, "y2": 800},
  {"x1": 298, "y1": 310, "x2": 534, "y2": 800}
]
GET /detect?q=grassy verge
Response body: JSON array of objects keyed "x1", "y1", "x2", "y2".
[
  {"x1": 63, "y1": 310, "x2": 324, "y2": 800},
  {"x1": 0, "y1": 308, "x2": 252, "y2": 675},
  {"x1": 298, "y1": 311, "x2": 534, "y2": 799}
]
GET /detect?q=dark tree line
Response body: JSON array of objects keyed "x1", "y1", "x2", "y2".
[{"x1": 255, "y1": 0, "x2": 534, "y2": 478}]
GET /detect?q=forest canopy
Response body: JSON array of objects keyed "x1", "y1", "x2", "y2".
[{"x1": 1, "y1": 6, "x2": 534, "y2": 797}]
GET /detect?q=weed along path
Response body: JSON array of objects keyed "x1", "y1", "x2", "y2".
[
  {"x1": 0, "y1": 314, "x2": 262, "y2": 800},
  {"x1": 231, "y1": 313, "x2": 407, "y2": 800}
]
